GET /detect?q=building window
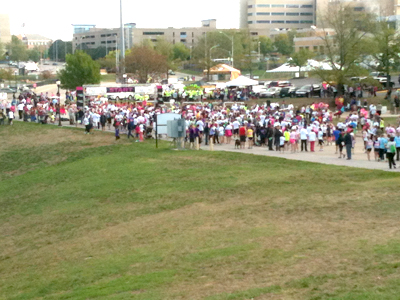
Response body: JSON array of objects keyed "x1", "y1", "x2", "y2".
[
  {"x1": 180, "y1": 32, "x2": 186, "y2": 35},
  {"x1": 248, "y1": 5, "x2": 253, "y2": 8},
  {"x1": 248, "y1": 13, "x2": 253, "y2": 16},
  {"x1": 181, "y1": 39, "x2": 186, "y2": 43},
  {"x1": 286, "y1": 4, "x2": 299, "y2": 8},
  {"x1": 300, "y1": 5, "x2": 313, "y2": 8},
  {"x1": 248, "y1": 21, "x2": 254, "y2": 24},
  {"x1": 313, "y1": 46, "x2": 318, "y2": 51},
  {"x1": 173, "y1": 32, "x2": 175, "y2": 37},
  {"x1": 300, "y1": 20, "x2": 314, "y2": 24},
  {"x1": 271, "y1": 20, "x2": 285, "y2": 23},
  {"x1": 354, "y1": 7, "x2": 365, "y2": 11},
  {"x1": 271, "y1": 12, "x2": 284, "y2": 16},
  {"x1": 192, "y1": 32, "x2": 194, "y2": 37},
  {"x1": 271, "y1": 4, "x2": 284, "y2": 8},
  {"x1": 300, "y1": 12, "x2": 313, "y2": 16},
  {"x1": 250, "y1": 32, "x2": 258, "y2": 35},
  {"x1": 256, "y1": 12, "x2": 270, "y2": 15},
  {"x1": 143, "y1": 32, "x2": 165, "y2": 35},
  {"x1": 286, "y1": 20, "x2": 299, "y2": 23},
  {"x1": 151, "y1": 39, "x2": 158, "y2": 42},
  {"x1": 286, "y1": 12, "x2": 299, "y2": 16},
  {"x1": 257, "y1": 4, "x2": 270, "y2": 7},
  {"x1": 257, "y1": 20, "x2": 270, "y2": 23}
]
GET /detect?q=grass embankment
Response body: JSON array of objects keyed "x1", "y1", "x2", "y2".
[
  {"x1": 100, "y1": 74, "x2": 117, "y2": 82},
  {"x1": 1, "y1": 123, "x2": 400, "y2": 299}
]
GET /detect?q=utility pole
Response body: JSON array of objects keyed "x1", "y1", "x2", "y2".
[{"x1": 120, "y1": 0, "x2": 125, "y2": 76}]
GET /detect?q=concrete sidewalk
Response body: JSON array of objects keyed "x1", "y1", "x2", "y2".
[
  {"x1": 10, "y1": 118, "x2": 400, "y2": 173},
  {"x1": 203, "y1": 140, "x2": 400, "y2": 172}
]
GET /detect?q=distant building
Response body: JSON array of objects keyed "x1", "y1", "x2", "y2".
[
  {"x1": 16, "y1": 34, "x2": 52, "y2": 49},
  {"x1": 240, "y1": 0, "x2": 317, "y2": 31},
  {"x1": 72, "y1": 20, "x2": 228, "y2": 54},
  {"x1": 0, "y1": 14, "x2": 11, "y2": 44}
]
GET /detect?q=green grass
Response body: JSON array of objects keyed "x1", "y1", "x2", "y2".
[
  {"x1": 2, "y1": 122, "x2": 400, "y2": 299},
  {"x1": 100, "y1": 73, "x2": 117, "y2": 82}
]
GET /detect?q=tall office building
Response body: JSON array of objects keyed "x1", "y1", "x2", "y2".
[
  {"x1": 241, "y1": 0, "x2": 317, "y2": 31},
  {"x1": 0, "y1": 14, "x2": 12, "y2": 44}
]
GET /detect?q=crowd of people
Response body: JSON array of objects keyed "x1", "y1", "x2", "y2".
[{"x1": 1, "y1": 90, "x2": 400, "y2": 170}]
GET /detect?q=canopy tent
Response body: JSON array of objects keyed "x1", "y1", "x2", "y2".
[
  {"x1": 266, "y1": 59, "x2": 339, "y2": 73},
  {"x1": 225, "y1": 75, "x2": 259, "y2": 87},
  {"x1": 206, "y1": 64, "x2": 241, "y2": 80}
]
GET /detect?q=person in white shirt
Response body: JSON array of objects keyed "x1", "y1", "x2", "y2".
[
  {"x1": 8, "y1": 110, "x2": 14, "y2": 125},
  {"x1": 300, "y1": 127, "x2": 308, "y2": 151},
  {"x1": 232, "y1": 119, "x2": 240, "y2": 138},
  {"x1": 17, "y1": 103, "x2": 24, "y2": 119}
]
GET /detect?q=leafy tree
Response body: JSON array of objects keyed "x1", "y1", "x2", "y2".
[
  {"x1": 192, "y1": 30, "x2": 241, "y2": 78},
  {"x1": 85, "y1": 46, "x2": 107, "y2": 60},
  {"x1": 125, "y1": 44, "x2": 168, "y2": 83},
  {"x1": 155, "y1": 39, "x2": 175, "y2": 75},
  {"x1": 273, "y1": 34, "x2": 293, "y2": 56},
  {"x1": 7, "y1": 36, "x2": 28, "y2": 62},
  {"x1": 236, "y1": 30, "x2": 256, "y2": 75},
  {"x1": 58, "y1": 51, "x2": 101, "y2": 89},
  {"x1": 48, "y1": 40, "x2": 73, "y2": 61},
  {"x1": 173, "y1": 43, "x2": 190, "y2": 61},
  {"x1": 258, "y1": 36, "x2": 274, "y2": 57},
  {"x1": 289, "y1": 49, "x2": 315, "y2": 76},
  {"x1": 366, "y1": 21, "x2": 400, "y2": 88},
  {"x1": 98, "y1": 50, "x2": 118, "y2": 72},
  {"x1": 313, "y1": 4, "x2": 375, "y2": 95},
  {"x1": 28, "y1": 48, "x2": 41, "y2": 62},
  {"x1": 0, "y1": 68, "x2": 13, "y2": 81},
  {"x1": 0, "y1": 41, "x2": 5, "y2": 60}
]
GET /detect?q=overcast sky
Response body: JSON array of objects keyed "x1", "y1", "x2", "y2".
[{"x1": 2, "y1": 0, "x2": 240, "y2": 40}]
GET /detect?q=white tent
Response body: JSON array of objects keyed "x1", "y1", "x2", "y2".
[
  {"x1": 225, "y1": 75, "x2": 259, "y2": 87},
  {"x1": 266, "y1": 59, "x2": 338, "y2": 73}
]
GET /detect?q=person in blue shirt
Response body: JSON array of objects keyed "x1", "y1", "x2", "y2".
[
  {"x1": 395, "y1": 132, "x2": 400, "y2": 161},
  {"x1": 378, "y1": 134, "x2": 388, "y2": 162},
  {"x1": 333, "y1": 128, "x2": 341, "y2": 154}
]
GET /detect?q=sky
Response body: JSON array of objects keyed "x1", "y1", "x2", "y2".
[{"x1": 2, "y1": 0, "x2": 240, "y2": 41}]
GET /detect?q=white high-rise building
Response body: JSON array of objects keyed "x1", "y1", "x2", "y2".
[{"x1": 240, "y1": 0, "x2": 317, "y2": 31}]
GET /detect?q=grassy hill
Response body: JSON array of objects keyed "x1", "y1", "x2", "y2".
[{"x1": 1, "y1": 123, "x2": 400, "y2": 300}]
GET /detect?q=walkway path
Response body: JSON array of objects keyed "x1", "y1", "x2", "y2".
[
  {"x1": 204, "y1": 139, "x2": 400, "y2": 172},
  {"x1": 11, "y1": 116, "x2": 400, "y2": 173}
]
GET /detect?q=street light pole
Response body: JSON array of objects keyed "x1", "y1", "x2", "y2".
[
  {"x1": 120, "y1": 0, "x2": 125, "y2": 75},
  {"x1": 209, "y1": 45, "x2": 219, "y2": 62},
  {"x1": 219, "y1": 31, "x2": 234, "y2": 68}
]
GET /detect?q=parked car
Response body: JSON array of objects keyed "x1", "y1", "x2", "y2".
[
  {"x1": 295, "y1": 84, "x2": 321, "y2": 97},
  {"x1": 260, "y1": 87, "x2": 282, "y2": 98},
  {"x1": 279, "y1": 86, "x2": 297, "y2": 98},
  {"x1": 0, "y1": 88, "x2": 17, "y2": 94},
  {"x1": 263, "y1": 81, "x2": 279, "y2": 88},
  {"x1": 277, "y1": 81, "x2": 292, "y2": 87}
]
